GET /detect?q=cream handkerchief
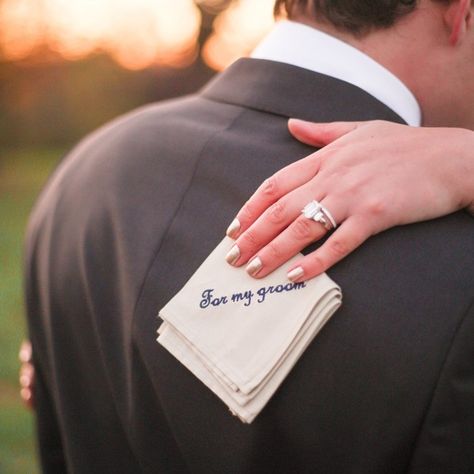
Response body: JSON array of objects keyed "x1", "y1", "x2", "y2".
[{"x1": 157, "y1": 237, "x2": 342, "y2": 423}]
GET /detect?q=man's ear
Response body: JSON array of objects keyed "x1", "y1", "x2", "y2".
[{"x1": 446, "y1": 0, "x2": 472, "y2": 45}]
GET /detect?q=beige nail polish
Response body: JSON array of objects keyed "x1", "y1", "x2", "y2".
[
  {"x1": 246, "y1": 257, "x2": 263, "y2": 277},
  {"x1": 226, "y1": 218, "x2": 241, "y2": 238},
  {"x1": 225, "y1": 245, "x2": 240, "y2": 265},
  {"x1": 288, "y1": 267, "x2": 304, "y2": 282}
]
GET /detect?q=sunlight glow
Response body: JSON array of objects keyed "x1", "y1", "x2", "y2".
[
  {"x1": 203, "y1": 0, "x2": 275, "y2": 71},
  {"x1": 0, "y1": 0, "x2": 201, "y2": 69},
  {"x1": 0, "y1": 0, "x2": 45, "y2": 61},
  {"x1": 0, "y1": 0, "x2": 276, "y2": 70}
]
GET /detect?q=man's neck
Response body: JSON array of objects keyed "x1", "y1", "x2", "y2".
[
  {"x1": 290, "y1": 15, "x2": 411, "y2": 91},
  {"x1": 251, "y1": 20, "x2": 421, "y2": 126},
  {"x1": 289, "y1": 10, "x2": 449, "y2": 127}
]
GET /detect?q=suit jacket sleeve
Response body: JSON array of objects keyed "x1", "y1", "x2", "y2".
[{"x1": 33, "y1": 361, "x2": 68, "y2": 473}]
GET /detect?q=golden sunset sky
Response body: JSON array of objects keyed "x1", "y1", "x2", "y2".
[{"x1": 0, "y1": 0, "x2": 276, "y2": 70}]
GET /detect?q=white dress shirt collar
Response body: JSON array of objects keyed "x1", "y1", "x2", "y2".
[{"x1": 251, "y1": 20, "x2": 421, "y2": 126}]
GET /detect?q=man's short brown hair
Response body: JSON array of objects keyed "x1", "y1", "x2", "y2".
[{"x1": 274, "y1": 0, "x2": 419, "y2": 34}]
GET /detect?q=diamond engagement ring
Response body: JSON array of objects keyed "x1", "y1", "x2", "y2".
[{"x1": 302, "y1": 200, "x2": 337, "y2": 230}]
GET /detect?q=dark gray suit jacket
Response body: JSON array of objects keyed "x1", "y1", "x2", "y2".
[{"x1": 25, "y1": 58, "x2": 474, "y2": 474}]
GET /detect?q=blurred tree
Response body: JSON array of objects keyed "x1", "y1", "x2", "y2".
[
  {"x1": 0, "y1": 53, "x2": 216, "y2": 149},
  {"x1": 0, "y1": 0, "x2": 237, "y2": 150}
]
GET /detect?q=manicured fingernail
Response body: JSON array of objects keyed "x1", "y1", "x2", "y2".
[
  {"x1": 225, "y1": 245, "x2": 240, "y2": 265},
  {"x1": 246, "y1": 257, "x2": 263, "y2": 277},
  {"x1": 226, "y1": 218, "x2": 241, "y2": 238},
  {"x1": 287, "y1": 267, "x2": 304, "y2": 282},
  {"x1": 288, "y1": 118, "x2": 309, "y2": 126},
  {"x1": 20, "y1": 374, "x2": 31, "y2": 386}
]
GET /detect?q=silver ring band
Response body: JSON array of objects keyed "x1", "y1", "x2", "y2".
[
  {"x1": 320, "y1": 204, "x2": 337, "y2": 229},
  {"x1": 301, "y1": 200, "x2": 337, "y2": 230}
]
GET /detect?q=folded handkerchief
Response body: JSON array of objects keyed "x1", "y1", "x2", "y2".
[{"x1": 157, "y1": 237, "x2": 342, "y2": 423}]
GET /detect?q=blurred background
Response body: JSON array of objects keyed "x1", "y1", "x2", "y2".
[{"x1": 0, "y1": 0, "x2": 277, "y2": 471}]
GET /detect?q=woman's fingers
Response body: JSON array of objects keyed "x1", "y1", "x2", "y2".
[
  {"x1": 19, "y1": 340, "x2": 35, "y2": 410},
  {"x1": 245, "y1": 216, "x2": 328, "y2": 278},
  {"x1": 224, "y1": 120, "x2": 474, "y2": 283},
  {"x1": 226, "y1": 153, "x2": 322, "y2": 239},
  {"x1": 286, "y1": 216, "x2": 370, "y2": 281},
  {"x1": 225, "y1": 185, "x2": 323, "y2": 267},
  {"x1": 288, "y1": 119, "x2": 363, "y2": 147},
  {"x1": 225, "y1": 119, "x2": 366, "y2": 241},
  {"x1": 229, "y1": 196, "x2": 345, "y2": 279}
]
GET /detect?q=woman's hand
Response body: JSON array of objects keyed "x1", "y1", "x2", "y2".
[
  {"x1": 225, "y1": 120, "x2": 474, "y2": 282},
  {"x1": 19, "y1": 340, "x2": 35, "y2": 410}
]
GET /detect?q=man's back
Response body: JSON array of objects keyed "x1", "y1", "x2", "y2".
[{"x1": 26, "y1": 58, "x2": 474, "y2": 473}]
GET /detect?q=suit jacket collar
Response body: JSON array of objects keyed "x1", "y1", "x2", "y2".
[
  {"x1": 200, "y1": 58, "x2": 407, "y2": 125},
  {"x1": 251, "y1": 21, "x2": 421, "y2": 126}
]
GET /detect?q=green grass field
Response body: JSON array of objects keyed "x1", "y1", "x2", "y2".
[{"x1": 0, "y1": 148, "x2": 64, "y2": 474}]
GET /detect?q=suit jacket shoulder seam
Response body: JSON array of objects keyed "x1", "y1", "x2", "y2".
[{"x1": 129, "y1": 106, "x2": 247, "y2": 336}]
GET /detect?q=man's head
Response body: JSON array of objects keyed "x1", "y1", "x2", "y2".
[{"x1": 274, "y1": 0, "x2": 474, "y2": 129}]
